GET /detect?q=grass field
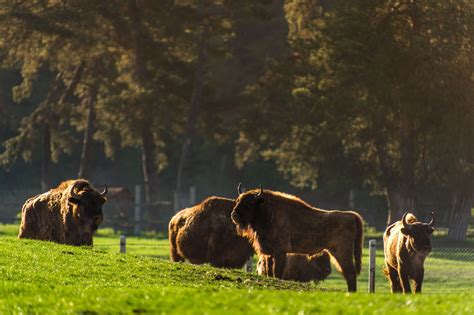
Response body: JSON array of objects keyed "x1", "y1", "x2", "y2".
[{"x1": 1, "y1": 224, "x2": 473, "y2": 314}]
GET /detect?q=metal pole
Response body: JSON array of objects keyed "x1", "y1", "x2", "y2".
[
  {"x1": 368, "y1": 239, "x2": 376, "y2": 293},
  {"x1": 134, "y1": 184, "x2": 141, "y2": 235},
  {"x1": 120, "y1": 235, "x2": 126, "y2": 254}
]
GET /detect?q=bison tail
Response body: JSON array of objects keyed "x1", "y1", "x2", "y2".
[{"x1": 353, "y1": 213, "x2": 364, "y2": 275}]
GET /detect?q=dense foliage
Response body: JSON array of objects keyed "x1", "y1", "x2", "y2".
[{"x1": 0, "y1": 1, "x2": 473, "y2": 239}]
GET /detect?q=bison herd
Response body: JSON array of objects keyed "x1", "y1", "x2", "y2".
[{"x1": 17, "y1": 179, "x2": 436, "y2": 293}]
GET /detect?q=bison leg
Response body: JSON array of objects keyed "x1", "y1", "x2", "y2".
[
  {"x1": 341, "y1": 261, "x2": 357, "y2": 292},
  {"x1": 170, "y1": 247, "x2": 185, "y2": 262},
  {"x1": 331, "y1": 249, "x2": 357, "y2": 292},
  {"x1": 272, "y1": 252, "x2": 286, "y2": 279},
  {"x1": 263, "y1": 255, "x2": 274, "y2": 277},
  {"x1": 398, "y1": 267, "x2": 412, "y2": 293},
  {"x1": 386, "y1": 265, "x2": 402, "y2": 293},
  {"x1": 169, "y1": 234, "x2": 185, "y2": 262},
  {"x1": 413, "y1": 268, "x2": 424, "y2": 293}
]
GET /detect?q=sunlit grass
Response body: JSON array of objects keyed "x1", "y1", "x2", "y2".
[{"x1": 1, "y1": 224, "x2": 473, "y2": 314}]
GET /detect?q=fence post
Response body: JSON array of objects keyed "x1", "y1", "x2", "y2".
[
  {"x1": 349, "y1": 189, "x2": 355, "y2": 209},
  {"x1": 173, "y1": 191, "x2": 180, "y2": 213},
  {"x1": 134, "y1": 184, "x2": 141, "y2": 236},
  {"x1": 120, "y1": 235, "x2": 126, "y2": 254},
  {"x1": 245, "y1": 257, "x2": 252, "y2": 273},
  {"x1": 368, "y1": 239, "x2": 376, "y2": 293},
  {"x1": 189, "y1": 186, "x2": 196, "y2": 206}
]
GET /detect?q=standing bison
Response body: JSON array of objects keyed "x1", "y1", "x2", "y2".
[
  {"x1": 231, "y1": 186, "x2": 364, "y2": 292},
  {"x1": 257, "y1": 251, "x2": 332, "y2": 282},
  {"x1": 383, "y1": 212, "x2": 435, "y2": 293},
  {"x1": 168, "y1": 196, "x2": 253, "y2": 268},
  {"x1": 18, "y1": 179, "x2": 107, "y2": 246}
]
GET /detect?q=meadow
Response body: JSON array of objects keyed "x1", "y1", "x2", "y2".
[{"x1": 1, "y1": 224, "x2": 473, "y2": 314}]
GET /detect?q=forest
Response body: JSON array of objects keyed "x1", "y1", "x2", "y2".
[{"x1": 0, "y1": 0, "x2": 473, "y2": 240}]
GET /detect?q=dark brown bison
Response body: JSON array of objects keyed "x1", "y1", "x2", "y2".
[
  {"x1": 231, "y1": 186, "x2": 364, "y2": 292},
  {"x1": 257, "y1": 251, "x2": 332, "y2": 282},
  {"x1": 383, "y1": 212, "x2": 434, "y2": 293},
  {"x1": 18, "y1": 179, "x2": 107, "y2": 246},
  {"x1": 168, "y1": 196, "x2": 254, "y2": 268}
]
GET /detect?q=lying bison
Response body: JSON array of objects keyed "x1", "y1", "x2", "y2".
[
  {"x1": 383, "y1": 212, "x2": 435, "y2": 293},
  {"x1": 257, "y1": 251, "x2": 332, "y2": 282},
  {"x1": 231, "y1": 186, "x2": 364, "y2": 292},
  {"x1": 169, "y1": 196, "x2": 253, "y2": 268},
  {"x1": 18, "y1": 179, "x2": 107, "y2": 246}
]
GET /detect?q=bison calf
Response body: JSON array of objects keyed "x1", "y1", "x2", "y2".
[
  {"x1": 383, "y1": 212, "x2": 435, "y2": 293},
  {"x1": 19, "y1": 179, "x2": 107, "y2": 246},
  {"x1": 169, "y1": 197, "x2": 253, "y2": 268},
  {"x1": 257, "y1": 251, "x2": 332, "y2": 282}
]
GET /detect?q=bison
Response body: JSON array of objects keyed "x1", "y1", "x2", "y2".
[
  {"x1": 383, "y1": 212, "x2": 435, "y2": 293},
  {"x1": 18, "y1": 179, "x2": 107, "y2": 246},
  {"x1": 257, "y1": 251, "x2": 332, "y2": 282},
  {"x1": 169, "y1": 196, "x2": 254, "y2": 268},
  {"x1": 231, "y1": 186, "x2": 364, "y2": 292}
]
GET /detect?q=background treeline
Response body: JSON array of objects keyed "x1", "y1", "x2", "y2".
[{"x1": 0, "y1": 0, "x2": 473, "y2": 239}]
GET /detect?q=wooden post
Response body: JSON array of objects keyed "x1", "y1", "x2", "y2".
[
  {"x1": 134, "y1": 184, "x2": 141, "y2": 236},
  {"x1": 368, "y1": 239, "x2": 376, "y2": 293},
  {"x1": 120, "y1": 235, "x2": 126, "y2": 254},
  {"x1": 189, "y1": 186, "x2": 196, "y2": 206},
  {"x1": 245, "y1": 257, "x2": 252, "y2": 273},
  {"x1": 349, "y1": 189, "x2": 355, "y2": 209}
]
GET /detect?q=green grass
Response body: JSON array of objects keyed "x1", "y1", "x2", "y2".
[{"x1": 1, "y1": 224, "x2": 473, "y2": 314}]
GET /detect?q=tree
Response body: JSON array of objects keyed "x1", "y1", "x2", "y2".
[
  {"x1": 0, "y1": 1, "x2": 117, "y2": 187},
  {"x1": 239, "y1": 0, "x2": 474, "y2": 226}
]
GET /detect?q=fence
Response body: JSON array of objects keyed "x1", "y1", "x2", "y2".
[
  {"x1": 0, "y1": 185, "x2": 199, "y2": 234},
  {"x1": 94, "y1": 235, "x2": 474, "y2": 294}
]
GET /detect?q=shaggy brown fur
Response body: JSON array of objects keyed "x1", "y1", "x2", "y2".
[
  {"x1": 231, "y1": 188, "x2": 364, "y2": 292},
  {"x1": 257, "y1": 251, "x2": 332, "y2": 282},
  {"x1": 18, "y1": 179, "x2": 107, "y2": 246},
  {"x1": 168, "y1": 197, "x2": 253, "y2": 268},
  {"x1": 383, "y1": 212, "x2": 434, "y2": 293}
]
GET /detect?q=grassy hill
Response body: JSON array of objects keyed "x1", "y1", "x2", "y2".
[{"x1": 0, "y1": 225, "x2": 473, "y2": 314}]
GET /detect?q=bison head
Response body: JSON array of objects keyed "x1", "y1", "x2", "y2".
[
  {"x1": 310, "y1": 251, "x2": 332, "y2": 280},
  {"x1": 400, "y1": 211, "x2": 435, "y2": 255},
  {"x1": 68, "y1": 181, "x2": 107, "y2": 232},
  {"x1": 231, "y1": 184, "x2": 264, "y2": 230}
]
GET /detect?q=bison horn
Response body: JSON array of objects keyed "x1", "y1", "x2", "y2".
[
  {"x1": 402, "y1": 211, "x2": 412, "y2": 230},
  {"x1": 428, "y1": 211, "x2": 435, "y2": 227},
  {"x1": 100, "y1": 185, "x2": 108, "y2": 197},
  {"x1": 237, "y1": 183, "x2": 242, "y2": 195},
  {"x1": 257, "y1": 185, "x2": 263, "y2": 197},
  {"x1": 70, "y1": 182, "x2": 82, "y2": 201}
]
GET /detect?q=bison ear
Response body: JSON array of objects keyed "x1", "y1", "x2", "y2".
[
  {"x1": 68, "y1": 196, "x2": 81, "y2": 205},
  {"x1": 400, "y1": 227, "x2": 411, "y2": 235},
  {"x1": 428, "y1": 227, "x2": 434, "y2": 235}
]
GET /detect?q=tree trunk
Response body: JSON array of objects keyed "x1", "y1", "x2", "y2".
[
  {"x1": 77, "y1": 84, "x2": 97, "y2": 179},
  {"x1": 385, "y1": 186, "x2": 415, "y2": 225},
  {"x1": 398, "y1": 118, "x2": 416, "y2": 219},
  {"x1": 375, "y1": 117, "x2": 417, "y2": 226},
  {"x1": 447, "y1": 191, "x2": 473, "y2": 241},
  {"x1": 175, "y1": 21, "x2": 209, "y2": 208},
  {"x1": 141, "y1": 120, "x2": 160, "y2": 225},
  {"x1": 40, "y1": 125, "x2": 52, "y2": 191},
  {"x1": 59, "y1": 62, "x2": 84, "y2": 105},
  {"x1": 128, "y1": 0, "x2": 160, "y2": 229}
]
